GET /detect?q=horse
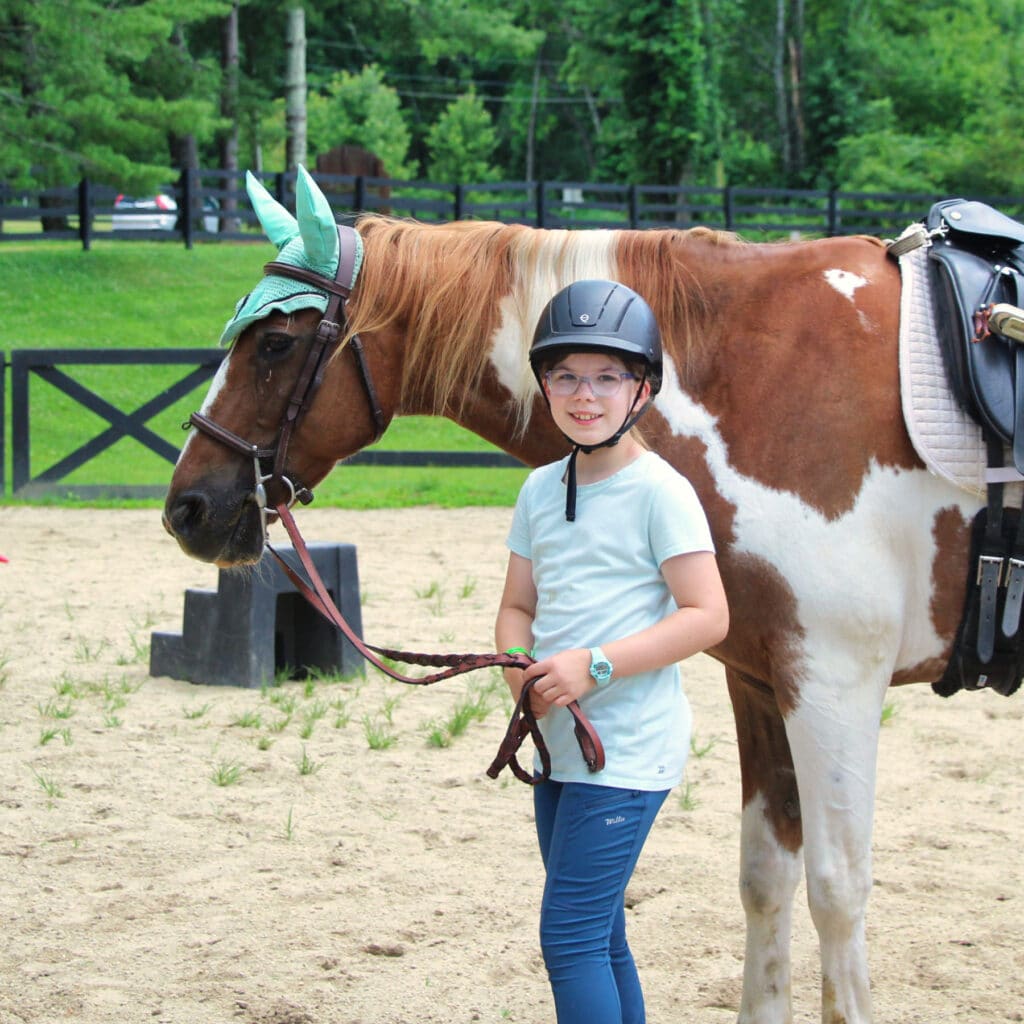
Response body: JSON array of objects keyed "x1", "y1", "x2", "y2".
[{"x1": 163, "y1": 167, "x2": 985, "y2": 1024}]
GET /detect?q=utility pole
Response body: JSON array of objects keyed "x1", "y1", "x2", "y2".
[
  {"x1": 285, "y1": 5, "x2": 307, "y2": 172},
  {"x1": 220, "y1": 2, "x2": 240, "y2": 230}
]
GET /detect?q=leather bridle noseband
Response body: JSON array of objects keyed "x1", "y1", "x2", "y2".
[
  {"x1": 189, "y1": 225, "x2": 385, "y2": 532},
  {"x1": 183, "y1": 224, "x2": 606, "y2": 784}
]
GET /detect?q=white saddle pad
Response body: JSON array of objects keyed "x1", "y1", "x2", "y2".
[{"x1": 897, "y1": 239, "x2": 988, "y2": 498}]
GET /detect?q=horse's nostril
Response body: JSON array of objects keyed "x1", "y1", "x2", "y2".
[{"x1": 167, "y1": 491, "x2": 212, "y2": 538}]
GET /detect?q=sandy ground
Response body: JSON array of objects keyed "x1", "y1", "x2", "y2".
[{"x1": 1, "y1": 505, "x2": 1023, "y2": 1024}]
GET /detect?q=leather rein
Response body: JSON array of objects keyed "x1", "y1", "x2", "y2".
[{"x1": 186, "y1": 226, "x2": 604, "y2": 784}]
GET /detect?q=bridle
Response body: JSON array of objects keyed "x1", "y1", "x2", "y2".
[
  {"x1": 185, "y1": 224, "x2": 604, "y2": 783},
  {"x1": 189, "y1": 225, "x2": 386, "y2": 534}
]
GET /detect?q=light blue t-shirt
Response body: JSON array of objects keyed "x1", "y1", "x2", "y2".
[{"x1": 506, "y1": 450, "x2": 715, "y2": 790}]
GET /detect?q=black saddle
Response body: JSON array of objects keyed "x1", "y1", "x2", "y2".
[
  {"x1": 923, "y1": 198, "x2": 1024, "y2": 698},
  {"x1": 927, "y1": 198, "x2": 1024, "y2": 470}
]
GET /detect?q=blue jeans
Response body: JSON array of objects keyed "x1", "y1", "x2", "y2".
[{"x1": 533, "y1": 781, "x2": 669, "y2": 1024}]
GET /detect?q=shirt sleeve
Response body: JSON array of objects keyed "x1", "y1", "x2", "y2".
[
  {"x1": 506, "y1": 474, "x2": 534, "y2": 560},
  {"x1": 648, "y1": 468, "x2": 715, "y2": 565}
]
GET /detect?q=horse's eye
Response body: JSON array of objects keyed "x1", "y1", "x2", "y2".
[{"x1": 258, "y1": 334, "x2": 295, "y2": 360}]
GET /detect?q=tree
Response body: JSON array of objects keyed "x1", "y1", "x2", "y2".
[
  {"x1": 425, "y1": 89, "x2": 499, "y2": 183},
  {"x1": 552, "y1": 0, "x2": 741, "y2": 188},
  {"x1": 0, "y1": 0, "x2": 229, "y2": 191},
  {"x1": 305, "y1": 65, "x2": 415, "y2": 178},
  {"x1": 833, "y1": 0, "x2": 1024, "y2": 194},
  {"x1": 284, "y1": 5, "x2": 307, "y2": 170}
]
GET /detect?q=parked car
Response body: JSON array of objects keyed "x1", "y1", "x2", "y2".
[{"x1": 112, "y1": 192, "x2": 220, "y2": 233}]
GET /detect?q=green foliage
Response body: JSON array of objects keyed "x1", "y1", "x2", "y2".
[
  {"x1": 307, "y1": 65, "x2": 416, "y2": 178},
  {"x1": 583, "y1": 0, "x2": 723, "y2": 185},
  {"x1": 836, "y1": 0, "x2": 1024, "y2": 194},
  {"x1": 0, "y1": 0, "x2": 229, "y2": 190},
  {"x1": 426, "y1": 90, "x2": 500, "y2": 183},
  {"x1": 3, "y1": 0, "x2": 1023, "y2": 226}
]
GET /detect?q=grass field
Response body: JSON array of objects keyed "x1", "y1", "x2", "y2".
[{"x1": 2, "y1": 240, "x2": 528, "y2": 507}]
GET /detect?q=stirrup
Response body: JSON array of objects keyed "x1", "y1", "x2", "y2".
[{"x1": 990, "y1": 303, "x2": 1024, "y2": 344}]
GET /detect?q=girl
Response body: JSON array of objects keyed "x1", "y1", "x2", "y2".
[{"x1": 495, "y1": 279, "x2": 729, "y2": 1024}]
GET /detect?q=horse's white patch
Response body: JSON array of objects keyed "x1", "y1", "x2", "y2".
[
  {"x1": 737, "y1": 792, "x2": 803, "y2": 1022},
  {"x1": 658, "y1": 356, "x2": 982, "y2": 1024},
  {"x1": 176, "y1": 349, "x2": 233, "y2": 465},
  {"x1": 655, "y1": 355, "x2": 978, "y2": 680},
  {"x1": 824, "y1": 268, "x2": 868, "y2": 302}
]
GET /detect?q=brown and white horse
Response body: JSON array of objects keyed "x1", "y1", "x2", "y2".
[{"x1": 163, "y1": 181, "x2": 983, "y2": 1023}]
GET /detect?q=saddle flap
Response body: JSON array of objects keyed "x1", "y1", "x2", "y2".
[
  {"x1": 928, "y1": 198, "x2": 1024, "y2": 253},
  {"x1": 930, "y1": 244, "x2": 1019, "y2": 442}
]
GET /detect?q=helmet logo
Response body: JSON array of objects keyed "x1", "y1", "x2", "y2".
[{"x1": 579, "y1": 313, "x2": 590, "y2": 323}]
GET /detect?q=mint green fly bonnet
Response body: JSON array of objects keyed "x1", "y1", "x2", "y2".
[{"x1": 220, "y1": 165, "x2": 364, "y2": 346}]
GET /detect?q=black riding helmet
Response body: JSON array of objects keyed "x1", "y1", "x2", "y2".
[
  {"x1": 529, "y1": 279, "x2": 663, "y2": 394},
  {"x1": 530, "y1": 280, "x2": 663, "y2": 522}
]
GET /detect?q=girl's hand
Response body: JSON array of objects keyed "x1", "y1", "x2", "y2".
[
  {"x1": 525, "y1": 649, "x2": 595, "y2": 707},
  {"x1": 502, "y1": 666, "x2": 550, "y2": 718}
]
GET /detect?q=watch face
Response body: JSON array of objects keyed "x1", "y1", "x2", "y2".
[{"x1": 590, "y1": 660, "x2": 612, "y2": 681}]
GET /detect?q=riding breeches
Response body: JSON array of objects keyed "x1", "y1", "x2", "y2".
[{"x1": 533, "y1": 781, "x2": 668, "y2": 1024}]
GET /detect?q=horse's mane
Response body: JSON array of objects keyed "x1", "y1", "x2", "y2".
[{"x1": 347, "y1": 215, "x2": 736, "y2": 428}]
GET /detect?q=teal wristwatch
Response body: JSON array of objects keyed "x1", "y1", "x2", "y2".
[{"x1": 589, "y1": 646, "x2": 613, "y2": 684}]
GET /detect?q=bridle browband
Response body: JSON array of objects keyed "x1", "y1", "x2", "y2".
[
  {"x1": 184, "y1": 226, "x2": 605, "y2": 783},
  {"x1": 189, "y1": 224, "x2": 385, "y2": 524}
]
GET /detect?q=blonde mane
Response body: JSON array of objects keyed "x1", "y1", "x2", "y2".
[{"x1": 346, "y1": 216, "x2": 736, "y2": 426}]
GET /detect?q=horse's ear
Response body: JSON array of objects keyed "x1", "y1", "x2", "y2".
[
  {"x1": 246, "y1": 170, "x2": 298, "y2": 250},
  {"x1": 295, "y1": 165, "x2": 339, "y2": 269}
]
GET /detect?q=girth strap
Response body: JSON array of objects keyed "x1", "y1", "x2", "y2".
[{"x1": 1014, "y1": 346, "x2": 1024, "y2": 475}]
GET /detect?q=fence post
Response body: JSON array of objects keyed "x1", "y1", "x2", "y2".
[
  {"x1": 275, "y1": 172, "x2": 288, "y2": 207},
  {"x1": 353, "y1": 175, "x2": 365, "y2": 213},
  {"x1": 0, "y1": 350, "x2": 5, "y2": 496},
  {"x1": 453, "y1": 182, "x2": 464, "y2": 221},
  {"x1": 828, "y1": 188, "x2": 840, "y2": 237},
  {"x1": 180, "y1": 167, "x2": 195, "y2": 250},
  {"x1": 78, "y1": 178, "x2": 92, "y2": 251},
  {"x1": 536, "y1": 180, "x2": 546, "y2": 228},
  {"x1": 723, "y1": 185, "x2": 735, "y2": 231},
  {"x1": 628, "y1": 184, "x2": 638, "y2": 229},
  {"x1": 11, "y1": 352, "x2": 28, "y2": 493}
]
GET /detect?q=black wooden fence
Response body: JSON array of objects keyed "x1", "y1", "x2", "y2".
[
  {"x1": 5, "y1": 170, "x2": 1024, "y2": 496},
  {"x1": 5, "y1": 168, "x2": 1023, "y2": 248},
  {"x1": 1, "y1": 348, "x2": 520, "y2": 500}
]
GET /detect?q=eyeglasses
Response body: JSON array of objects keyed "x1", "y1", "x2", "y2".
[{"x1": 544, "y1": 370, "x2": 637, "y2": 398}]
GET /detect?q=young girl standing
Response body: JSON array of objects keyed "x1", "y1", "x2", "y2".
[{"x1": 495, "y1": 279, "x2": 729, "y2": 1024}]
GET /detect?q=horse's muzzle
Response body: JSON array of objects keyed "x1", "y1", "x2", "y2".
[{"x1": 163, "y1": 485, "x2": 266, "y2": 566}]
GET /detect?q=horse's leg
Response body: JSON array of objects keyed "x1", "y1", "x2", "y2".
[
  {"x1": 727, "y1": 668, "x2": 804, "y2": 1024},
  {"x1": 784, "y1": 673, "x2": 887, "y2": 1024}
]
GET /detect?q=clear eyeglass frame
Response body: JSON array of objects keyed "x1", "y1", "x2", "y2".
[{"x1": 544, "y1": 370, "x2": 637, "y2": 398}]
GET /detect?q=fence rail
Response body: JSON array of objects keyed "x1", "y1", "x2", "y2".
[
  {"x1": 0, "y1": 349, "x2": 520, "y2": 500},
  {"x1": 5, "y1": 169, "x2": 1023, "y2": 249}
]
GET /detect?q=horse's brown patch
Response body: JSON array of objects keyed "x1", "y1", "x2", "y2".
[{"x1": 617, "y1": 232, "x2": 917, "y2": 521}]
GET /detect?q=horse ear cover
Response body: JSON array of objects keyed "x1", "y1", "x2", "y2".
[{"x1": 219, "y1": 166, "x2": 361, "y2": 346}]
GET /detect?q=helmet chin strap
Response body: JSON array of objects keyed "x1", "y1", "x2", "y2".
[{"x1": 560, "y1": 370, "x2": 651, "y2": 522}]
